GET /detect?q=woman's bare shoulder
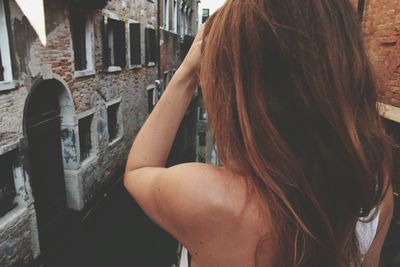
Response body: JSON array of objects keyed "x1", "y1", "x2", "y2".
[
  {"x1": 155, "y1": 163, "x2": 254, "y2": 246},
  {"x1": 160, "y1": 163, "x2": 249, "y2": 219}
]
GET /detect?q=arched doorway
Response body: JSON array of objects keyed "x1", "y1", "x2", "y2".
[{"x1": 24, "y1": 79, "x2": 73, "y2": 254}]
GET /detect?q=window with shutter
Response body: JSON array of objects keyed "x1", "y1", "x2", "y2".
[
  {"x1": 147, "y1": 87, "x2": 155, "y2": 113},
  {"x1": 102, "y1": 17, "x2": 127, "y2": 70},
  {"x1": 107, "y1": 103, "x2": 120, "y2": 142},
  {"x1": 145, "y1": 28, "x2": 157, "y2": 65},
  {"x1": 0, "y1": 0, "x2": 12, "y2": 83},
  {"x1": 79, "y1": 115, "x2": 93, "y2": 162},
  {"x1": 70, "y1": 12, "x2": 87, "y2": 71},
  {"x1": 129, "y1": 23, "x2": 141, "y2": 66},
  {"x1": 113, "y1": 20, "x2": 126, "y2": 68}
]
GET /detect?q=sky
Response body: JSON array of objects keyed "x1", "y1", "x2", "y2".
[
  {"x1": 198, "y1": 0, "x2": 226, "y2": 28},
  {"x1": 200, "y1": 0, "x2": 226, "y2": 14}
]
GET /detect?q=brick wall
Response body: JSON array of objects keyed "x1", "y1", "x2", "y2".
[
  {"x1": 361, "y1": 0, "x2": 400, "y2": 107},
  {"x1": 0, "y1": 0, "x2": 159, "y2": 265}
]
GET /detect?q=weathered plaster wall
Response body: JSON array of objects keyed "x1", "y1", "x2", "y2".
[{"x1": 0, "y1": 206, "x2": 40, "y2": 267}]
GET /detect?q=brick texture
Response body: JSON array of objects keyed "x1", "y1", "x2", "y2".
[
  {"x1": 361, "y1": 0, "x2": 400, "y2": 106},
  {"x1": 0, "y1": 0, "x2": 160, "y2": 265}
]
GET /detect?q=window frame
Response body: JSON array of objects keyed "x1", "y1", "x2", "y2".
[
  {"x1": 128, "y1": 21, "x2": 142, "y2": 68},
  {"x1": 202, "y1": 8, "x2": 210, "y2": 24},
  {"x1": 78, "y1": 113, "x2": 95, "y2": 163},
  {"x1": 198, "y1": 132, "x2": 207, "y2": 147},
  {"x1": 173, "y1": 0, "x2": 178, "y2": 33},
  {"x1": 147, "y1": 85, "x2": 157, "y2": 113},
  {"x1": 163, "y1": 0, "x2": 170, "y2": 30},
  {"x1": 145, "y1": 26, "x2": 158, "y2": 66},
  {"x1": 196, "y1": 131, "x2": 208, "y2": 163},
  {"x1": 198, "y1": 107, "x2": 207, "y2": 121},
  {"x1": 0, "y1": 0, "x2": 16, "y2": 91},
  {"x1": 106, "y1": 99, "x2": 123, "y2": 145},
  {"x1": 163, "y1": 71, "x2": 170, "y2": 91},
  {"x1": 71, "y1": 12, "x2": 95, "y2": 78},
  {"x1": 101, "y1": 13, "x2": 127, "y2": 72},
  {"x1": 180, "y1": 6, "x2": 185, "y2": 35}
]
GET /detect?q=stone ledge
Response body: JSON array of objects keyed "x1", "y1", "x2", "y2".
[
  {"x1": 74, "y1": 69, "x2": 96, "y2": 78},
  {"x1": 108, "y1": 135, "x2": 123, "y2": 148},
  {"x1": 0, "y1": 80, "x2": 19, "y2": 92},
  {"x1": 378, "y1": 102, "x2": 400, "y2": 123},
  {"x1": 129, "y1": 64, "x2": 142, "y2": 70},
  {"x1": 106, "y1": 66, "x2": 122, "y2": 73},
  {"x1": 0, "y1": 133, "x2": 20, "y2": 156},
  {"x1": 145, "y1": 62, "x2": 156, "y2": 67}
]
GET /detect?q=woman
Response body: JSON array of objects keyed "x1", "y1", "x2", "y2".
[{"x1": 124, "y1": 0, "x2": 394, "y2": 266}]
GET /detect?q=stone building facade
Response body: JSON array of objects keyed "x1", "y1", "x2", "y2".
[
  {"x1": 0, "y1": 0, "x2": 198, "y2": 266},
  {"x1": 158, "y1": 0, "x2": 200, "y2": 167}
]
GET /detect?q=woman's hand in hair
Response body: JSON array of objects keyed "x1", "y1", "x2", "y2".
[{"x1": 178, "y1": 25, "x2": 205, "y2": 83}]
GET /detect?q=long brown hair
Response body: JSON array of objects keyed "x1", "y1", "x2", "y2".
[{"x1": 200, "y1": 0, "x2": 392, "y2": 266}]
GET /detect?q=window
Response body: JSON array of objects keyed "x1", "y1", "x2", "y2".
[
  {"x1": 0, "y1": 0, "x2": 12, "y2": 82},
  {"x1": 163, "y1": 72, "x2": 169, "y2": 91},
  {"x1": 187, "y1": 9, "x2": 192, "y2": 34},
  {"x1": 107, "y1": 103, "x2": 120, "y2": 142},
  {"x1": 156, "y1": 83, "x2": 162, "y2": 101},
  {"x1": 70, "y1": 11, "x2": 94, "y2": 72},
  {"x1": 198, "y1": 107, "x2": 207, "y2": 121},
  {"x1": 71, "y1": 13, "x2": 87, "y2": 71},
  {"x1": 145, "y1": 28, "x2": 158, "y2": 64},
  {"x1": 173, "y1": 0, "x2": 178, "y2": 33},
  {"x1": 180, "y1": 7, "x2": 185, "y2": 35},
  {"x1": 129, "y1": 23, "x2": 141, "y2": 66},
  {"x1": 79, "y1": 115, "x2": 93, "y2": 162},
  {"x1": 197, "y1": 132, "x2": 207, "y2": 163},
  {"x1": 102, "y1": 16, "x2": 126, "y2": 70},
  {"x1": 202, "y1": 9, "x2": 210, "y2": 23},
  {"x1": 181, "y1": 7, "x2": 190, "y2": 35},
  {"x1": 198, "y1": 132, "x2": 206, "y2": 147},
  {"x1": 163, "y1": 0, "x2": 169, "y2": 30},
  {"x1": 147, "y1": 87, "x2": 155, "y2": 113},
  {"x1": 0, "y1": 150, "x2": 17, "y2": 217}
]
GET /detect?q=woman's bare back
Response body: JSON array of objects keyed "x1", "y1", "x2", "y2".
[
  {"x1": 126, "y1": 162, "x2": 393, "y2": 267},
  {"x1": 169, "y1": 164, "x2": 394, "y2": 267},
  {"x1": 178, "y1": 164, "x2": 270, "y2": 267}
]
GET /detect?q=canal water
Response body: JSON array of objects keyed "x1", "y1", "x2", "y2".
[
  {"x1": 31, "y1": 178, "x2": 400, "y2": 267},
  {"x1": 34, "y1": 179, "x2": 178, "y2": 267}
]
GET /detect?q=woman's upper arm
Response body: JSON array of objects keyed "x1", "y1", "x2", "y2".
[
  {"x1": 124, "y1": 166, "x2": 167, "y2": 225},
  {"x1": 124, "y1": 163, "x2": 221, "y2": 243}
]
